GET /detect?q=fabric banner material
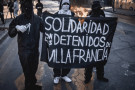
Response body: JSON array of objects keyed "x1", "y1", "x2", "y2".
[{"x1": 41, "y1": 12, "x2": 117, "y2": 68}]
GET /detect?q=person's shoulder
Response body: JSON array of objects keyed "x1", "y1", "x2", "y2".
[
  {"x1": 100, "y1": 9, "x2": 104, "y2": 12},
  {"x1": 88, "y1": 11, "x2": 92, "y2": 15},
  {"x1": 100, "y1": 10, "x2": 105, "y2": 17},
  {"x1": 12, "y1": 14, "x2": 24, "y2": 21}
]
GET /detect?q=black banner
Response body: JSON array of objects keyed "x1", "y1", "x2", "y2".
[{"x1": 41, "y1": 12, "x2": 117, "y2": 68}]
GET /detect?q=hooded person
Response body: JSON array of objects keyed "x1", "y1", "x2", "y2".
[
  {"x1": 8, "y1": 0, "x2": 44, "y2": 89},
  {"x1": 53, "y1": 0, "x2": 75, "y2": 84},
  {"x1": 57, "y1": 0, "x2": 75, "y2": 16},
  {"x1": 89, "y1": 1, "x2": 105, "y2": 17},
  {"x1": 36, "y1": 0, "x2": 43, "y2": 17},
  {"x1": 84, "y1": 1, "x2": 108, "y2": 84}
]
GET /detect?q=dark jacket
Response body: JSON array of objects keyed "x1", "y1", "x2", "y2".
[
  {"x1": 0, "y1": 3, "x2": 3, "y2": 13},
  {"x1": 8, "y1": 14, "x2": 44, "y2": 54},
  {"x1": 8, "y1": 1, "x2": 14, "y2": 12}
]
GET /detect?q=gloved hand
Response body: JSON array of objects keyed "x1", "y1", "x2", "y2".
[{"x1": 15, "y1": 25, "x2": 27, "y2": 33}]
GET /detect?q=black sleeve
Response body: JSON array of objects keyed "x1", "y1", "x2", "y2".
[
  {"x1": 39, "y1": 18, "x2": 45, "y2": 33},
  {"x1": 41, "y1": 3, "x2": 43, "y2": 9},
  {"x1": 8, "y1": 19, "x2": 18, "y2": 38}
]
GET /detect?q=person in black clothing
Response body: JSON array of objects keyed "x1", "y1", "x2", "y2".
[
  {"x1": 8, "y1": 0, "x2": 14, "y2": 19},
  {"x1": 112, "y1": 0, "x2": 115, "y2": 12},
  {"x1": 8, "y1": 0, "x2": 44, "y2": 90},
  {"x1": 36, "y1": 0, "x2": 43, "y2": 17},
  {"x1": 84, "y1": 1, "x2": 108, "y2": 84},
  {"x1": 53, "y1": 0, "x2": 75, "y2": 84},
  {"x1": 89, "y1": 1, "x2": 105, "y2": 17},
  {"x1": 0, "y1": 2, "x2": 5, "y2": 24}
]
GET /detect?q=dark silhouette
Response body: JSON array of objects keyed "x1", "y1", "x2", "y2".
[
  {"x1": 84, "y1": 1, "x2": 108, "y2": 84},
  {"x1": 8, "y1": 0, "x2": 44, "y2": 90}
]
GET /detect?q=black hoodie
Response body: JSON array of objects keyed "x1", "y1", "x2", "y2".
[{"x1": 8, "y1": 1, "x2": 44, "y2": 54}]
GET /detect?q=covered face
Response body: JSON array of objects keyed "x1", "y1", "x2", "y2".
[
  {"x1": 21, "y1": 1, "x2": 33, "y2": 18},
  {"x1": 60, "y1": 0, "x2": 70, "y2": 11},
  {"x1": 92, "y1": 1, "x2": 102, "y2": 10}
]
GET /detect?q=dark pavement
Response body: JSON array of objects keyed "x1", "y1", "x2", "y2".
[{"x1": 0, "y1": 0, "x2": 135, "y2": 90}]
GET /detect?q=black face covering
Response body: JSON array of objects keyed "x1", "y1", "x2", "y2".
[{"x1": 22, "y1": 2, "x2": 33, "y2": 19}]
